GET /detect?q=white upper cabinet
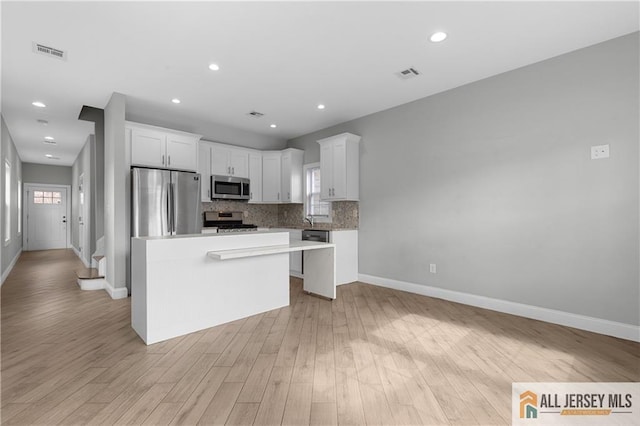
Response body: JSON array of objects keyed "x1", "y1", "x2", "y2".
[
  {"x1": 211, "y1": 144, "x2": 249, "y2": 178},
  {"x1": 130, "y1": 127, "x2": 166, "y2": 169},
  {"x1": 281, "y1": 148, "x2": 303, "y2": 203},
  {"x1": 166, "y1": 134, "x2": 199, "y2": 171},
  {"x1": 262, "y1": 152, "x2": 282, "y2": 203},
  {"x1": 262, "y1": 149, "x2": 303, "y2": 204},
  {"x1": 317, "y1": 133, "x2": 361, "y2": 201},
  {"x1": 198, "y1": 141, "x2": 214, "y2": 201},
  {"x1": 128, "y1": 122, "x2": 201, "y2": 172},
  {"x1": 248, "y1": 151, "x2": 263, "y2": 203}
]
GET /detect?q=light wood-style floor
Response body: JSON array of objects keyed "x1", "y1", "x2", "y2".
[{"x1": 2, "y1": 249, "x2": 639, "y2": 425}]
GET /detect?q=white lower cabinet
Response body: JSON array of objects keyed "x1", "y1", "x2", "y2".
[{"x1": 330, "y1": 230, "x2": 358, "y2": 285}]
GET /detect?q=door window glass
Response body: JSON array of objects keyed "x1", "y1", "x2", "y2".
[{"x1": 34, "y1": 191, "x2": 62, "y2": 205}]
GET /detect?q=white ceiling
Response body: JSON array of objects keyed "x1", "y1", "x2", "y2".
[{"x1": 2, "y1": 1, "x2": 638, "y2": 166}]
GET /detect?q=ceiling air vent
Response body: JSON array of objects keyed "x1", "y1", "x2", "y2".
[
  {"x1": 247, "y1": 111, "x2": 265, "y2": 118},
  {"x1": 43, "y1": 140, "x2": 57, "y2": 145},
  {"x1": 32, "y1": 42, "x2": 67, "y2": 61},
  {"x1": 396, "y1": 67, "x2": 421, "y2": 80}
]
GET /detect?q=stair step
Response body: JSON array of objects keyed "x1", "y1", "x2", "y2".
[{"x1": 76, "y1": 268, "x2": 103, "y2": 280}]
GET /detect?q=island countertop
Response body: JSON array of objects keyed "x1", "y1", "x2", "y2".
[{"x1": 131, "y1": 231, "x2": 336, "y2": 345}]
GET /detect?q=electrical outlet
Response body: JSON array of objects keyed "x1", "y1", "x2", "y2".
[
  {"x1": 591, "y1": 144, "x2": 610, "y2": 160},
  {"x1": 429, "y1": 264, "x2": 436, "y2": 274}
]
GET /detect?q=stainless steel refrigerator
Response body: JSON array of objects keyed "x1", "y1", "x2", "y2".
[{"x1": 132, "y1": 167, "x2": 202, "y2": 237}]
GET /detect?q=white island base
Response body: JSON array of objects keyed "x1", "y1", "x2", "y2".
[{"x1": 131, "y1": 232, "x2": 335, "y2": 345}]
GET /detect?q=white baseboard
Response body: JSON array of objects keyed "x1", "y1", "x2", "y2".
[
  {"x1": 290, "y1": 271, "x2": 304, "y2": 279},
  {"x1": 77, "y1": 277, "x2": 105, "y2": 291},
  {"x1": 72, "y1": 246, "x2": 90, "y2": 268},
  {"x1": 1, "y1": 249, "x2": 22, "y2": 286},
  {"x1": 104, "y1": 279, "x2": 129, "y2": 299},
  {"x1": 358, "y1": 273, "x2": 640, "y2": 343}
]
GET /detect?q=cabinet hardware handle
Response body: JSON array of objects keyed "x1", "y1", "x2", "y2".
[
  {"x1": 277, "y1": 192, "x2": 280, "y2": 200},
  {"x1": 162, "y1": 155, "x2": 165, "y2": 165},
  {"x1": 168, "y1": 155, "x2": 171, "y2": 166},
  {"x1": 232, "y1": 167, "x2": 235, "y2": 174}
]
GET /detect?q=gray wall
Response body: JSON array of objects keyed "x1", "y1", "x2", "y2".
[
  {"x1": 104, "y1": 93, "x2": 127, "y2": 291},
  {"x1": 79, "y1": 106, "x2": 105, "y2": 241},
  {"x1": 288, "y1": 33, "x2": 640, "y2": 326},
  {"x1": 71, "y1": 134, "x2": 94, "y2": 262},
  {"x1": 1, "y1": 116, "x2": 23, "y2": 279},
  {"x1": 126, "y1": 107, "x2": 286, "y2": 151},
  {"x1": 22, "y1": 163, "x2": 72, "y2": 185}
]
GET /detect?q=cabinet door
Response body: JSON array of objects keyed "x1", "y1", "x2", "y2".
[
  {"x1": 198, "y1": 143, "x2": 212, "y2": 201},
  {"x1": 131, "y1": 128, "x2": 166, "y2": 168},
  {"x1": 211, "y1": 145, "x2": 231, "y2": 175},
  {"x1": 281, "y1": 151, "x2": 292, "y2": 202},
  {"x1": 229, "y1": 148, "x2": 249, "y2": 178},
  {"x1": 262, "y1": 153, "x2": 281, "y2": 202},
  {"x1": 166, "y1": 134, "x2": 198, "y2": 171},
  {"x1": 319, "y1": 142, "x2": 333, "y2": 200},
  {"x1": 331, "y1": 139, "x2": 347, "y2": 199},
  {"x1": 248, "y1": 152, "x2": 263, "y2": 203}
]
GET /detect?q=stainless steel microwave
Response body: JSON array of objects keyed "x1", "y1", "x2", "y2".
[{"x1": 211, "y1": 175, "x2": 250, "y2": 200}]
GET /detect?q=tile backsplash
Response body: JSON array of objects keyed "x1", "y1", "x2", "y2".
[
  {"x1": 278, "y1": 201, "x2": 359, "y2": 230},
  {"x1": 201, "y1": 200, "x2": 359, "y2": 230},
  {"x1": 202, "y1": 201, "x2": 279, "y2": 228}
]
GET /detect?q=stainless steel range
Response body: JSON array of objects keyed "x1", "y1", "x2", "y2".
[{"x1": 203, "y1": 211, "x2": 258, "y2": 233}]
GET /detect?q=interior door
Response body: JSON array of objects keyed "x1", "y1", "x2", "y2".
[{"x1": 26, "y1": 186, "x2": 68, "y2": 250}]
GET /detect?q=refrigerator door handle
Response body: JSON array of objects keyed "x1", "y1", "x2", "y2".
[
  {"x1": 169, "y1": 182, "x2": 176, "y2": 235},
  {"x1": 165, "y1": 182, "x2": 171, "y2": 235}
]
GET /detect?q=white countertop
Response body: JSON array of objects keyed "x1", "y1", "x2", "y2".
[
  {"x1": 207, "y1": 240, "x2": 335, "y2": 260},
  {"x1": 133, "y1": 229, "x2": 291, "y2": 241}
]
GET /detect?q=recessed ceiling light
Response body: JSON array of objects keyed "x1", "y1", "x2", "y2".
[
  {"x1": 317, "y1": 104, "x2": 325, "y2": 110},
  {"x1": 45, "y1": 154, "x2": 53, "y2": 158},
  {"x1": 44, "y1": 136, "x2": 55, "y2": 141},
  {"x1": 171, "y1": 98, "x2": 181, "y2": 104},
  {"x1": 430, "y1": 32, "x2": 447, "y2": 43},
  {"x1": 32, "y1": 101, "x2": 46, "y2": 108},
  {"x1": 270, "y1": 124, "x2": 277, "y2": 128},
  {"x1": 208, "y1": 63, "x2": 220, "y2": 71}
]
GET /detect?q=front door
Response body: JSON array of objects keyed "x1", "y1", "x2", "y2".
[{"x1": 26, "y1": 186, "x2": 69, "y2": 250}]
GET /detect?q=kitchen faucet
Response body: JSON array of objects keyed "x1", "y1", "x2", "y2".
[{"x1": 304, "y1": 216, "x2": 314, "y2": 227}]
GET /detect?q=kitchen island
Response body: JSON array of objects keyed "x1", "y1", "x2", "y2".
[{"x1": 131, "y1": 231, "x2": 335, "y2": 345}]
